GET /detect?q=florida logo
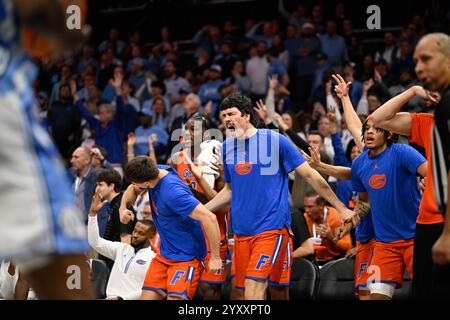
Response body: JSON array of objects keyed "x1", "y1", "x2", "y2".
[
  {"x1": 369, "y1": 173, "x2": 386, "y2": 189},
  {"x1": 234, "y1": 162, "x2": 253, "y2": 175}
]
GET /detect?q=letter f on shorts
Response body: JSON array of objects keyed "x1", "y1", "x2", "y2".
[
  {"x1": 256, "y1": 254, "x2": 271, "y2": 270},
  {"x1": 170, "y1": 270, "x2": 185, "y2": 285}
]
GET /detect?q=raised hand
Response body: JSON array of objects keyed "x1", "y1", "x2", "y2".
[
  {"x1": 268, "y1": 74, "x2": 278, "y2": 90},
  {"x1": 254, "y1": 99, "x2": 270, "y2": 124},
  {"x1": 110, "y1": 73, "x2": 123, "y2": 95},
  {"x1": 204, "y1": 100, "x2": 213, "y2": 117},
  {"x1": 332, "y1": 74, "x2": 352, "y2": 99},
  {"x1": 88, "y1": 189, "x2": 108, "y2": 216},
  {"x1": 127, "y1": 133, "x2": 137, "y2": 146},
  {"x1": 327, "y1": 106, "x2": 339, "y2": 134}
]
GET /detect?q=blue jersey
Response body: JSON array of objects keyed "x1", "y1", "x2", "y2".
[
  {"x1": 223, "y1": 129, "x2": 304, "y2": 236},
  {"x1": 351, "y1": 144, "x2": 425, "y2": 242},
  {"x1": 148, "y1": 166, "x2": 206, "y2": 261}
]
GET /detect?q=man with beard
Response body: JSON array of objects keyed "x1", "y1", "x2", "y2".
[{"x1": 88, "y1": 188, "x2": 156, "y2": 300}]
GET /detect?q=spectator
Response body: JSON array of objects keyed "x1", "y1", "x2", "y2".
[
  {"x1": 146, "y1": 96, "x2": 168, "y2": 129},
  {"x1": 168, "y1": 86, "x2": 193, "y2": 130},
  {"x1": 229, "y1": 60, "x2": 250, "y2": 95},
  {"x1": 246, "y1": 41, "x2": 270, "y2": 101},
  {"x1": 98, "y1": 28, "x2": 126, "y2": 56},
  {"x1": 95, "y1": 168, "x2": 134, "y2": 245},
  {"x1": 77, "y1": 45, "x2": 98, "y2": 73},
  {"x1": 50, "y1": 64, "x2": 72, "y2": 102},
  {"x1": 76, "y1": 71, "x2": 96, "y2": 101},
  {"x1": 375, "y1": 32, "x2": 398, "y2": 67},
  {"x1": 70, "y1": 146, "x2": 101, "y2": 219},
  {"x1": 271, "y1": 33, "x2": 290, "y2": 69},
  {"x1": 214, "y1": 40, "x2": 238, "y2": 80},
  {"x1": 193, "y1": 24, "x2": 223, "y2": 60},
  {"x1": 319, "y1": 20, "x2": 349, "y2": 70},
  {"x1": 284, "y1": 23, "x2": 300, "y2": 60},
  {"x1": 90, "y1": 145, "x2": 112, "y2": 169},
  {"x1": 98, "y1": 52, "x2": 117, "y2": 91},
  {"x1": 294, "y1": 22, "x2": 322, "y2": 109},
  {"x1": 342, "y1": 62, "x2": 363, "y2": 106},
  {"x1": 374, "y1": 58, "x2": 396, "y2": 88},
  {"x1": 141, "y1": 80, "x2": 171, "y2": 114},
  {"x1": 303, "y1": 193, "x2": 352, "y2": 264},
  {"x1": 267, "y1": 47, "x2": 289, "y2": 87},
  {"x1": 278, "y1": 0, "x2": 310, "y2": 31},
  {"x1": 73, "y1": 76, "x2": 125, "y2": 166},
  {"x1": 129, "y1": 58, "x2": 146, "y2": 91},
  {"x1": 391, "y1": 39, "x2": 415, "y2": 78},
  {"x1": 154, "y1": 26, "x2": 178, "y2": 54},
  {"x1": 198, "y1": 64, "x2": 226, "y2": 118},
  {"x1": 342, "y1": 19, "x2": 360, "y2": 63},
  {"x1": 170, "y1": 93, "x2": 202, "y2": 134},
  {"x1": 311, "y1": 4, "x2": 325, "y2": 34},
  {"x1": 246, "y1": 20, "x2": 274, "y2": 47},
  {"x1": 291, "y1": 131, "x2": 332, "y2": 211},
  {"x1": 102, "y1": 66, "x2": 125, "y2": 103},
  {"x1": 88, "y1": 191, "x2": 156, "y2": 300},
  {"x1": 132, "y1": 108, "x2": 169, "y2": 159},
  {"x1": 163, "y1": 61, "x2": 191, "y2": 105},
  {"x1": 47, "y1": 83, "x2": 81, "y2": 160}
]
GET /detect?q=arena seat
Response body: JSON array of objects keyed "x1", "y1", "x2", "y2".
[
  {"x1": 289, "y1": 258, "x2": 319, "y2": 300},
  {"x1": 91, "y1": 259, "x2": 110, "y2": 299},
  {"x1": 316, "y1": 258, "x2": 356, "y2": 300}
]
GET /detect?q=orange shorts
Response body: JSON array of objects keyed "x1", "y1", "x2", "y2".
[
  {"x1": 354, "y1": 239, "x2": 375, "y2": 291},
  {"x1": 367, "y1": 239, "x2": 414, "y2": 288},
  {"x1": 231, "y1": 228, "x2": 293, "y2": 290},
  {"x1": 142, "y1": 254, "x2": 204, "y2": 300},
  {"x1": 200, "y1": 244, "x2": 228, "y2": 284}
]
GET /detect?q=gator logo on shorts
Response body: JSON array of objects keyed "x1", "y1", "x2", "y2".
[
  {"x1": 234, "y1": 162, "x2": 252, "y2": 175},
  {"x1": 136, "y1": 260, "x2": 147, "y2": 265},
  {"x1": 369, "y1": 173, "x2": 386, "y2": 190}
]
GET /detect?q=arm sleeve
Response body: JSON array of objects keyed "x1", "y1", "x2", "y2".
[
  {"x1": 75, "y1": 99, "x2": 98, "y2": 128},
  {"x1": 279, "y1": 133, "x2": 305, "y2": 173},
  {"x1": 351, "y1": 159, "x2": 366, "y2": 192},
  {"x1": 87, "y1": 216, "x2": 122, "y2": 260},
  {"x1": 331, "y1": 133, "x2": 350, "y2": 167},
  {"x1": 408, "y1": 113, "x2": 434, "y2": 147},
  {"x1": 398, "y1": 144, "x2": 427, "y2": 175}
]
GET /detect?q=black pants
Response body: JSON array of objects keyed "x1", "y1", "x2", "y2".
[{"x1": 413, "y1": 222, "x2": 450, "y2": 299}]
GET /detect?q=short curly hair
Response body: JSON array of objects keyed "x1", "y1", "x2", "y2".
[
  {"x1": 219, "y1": 91, "x2": 253, "y2": 117},
  {"x1": 124, "y1": 156, "x2": 159, "y2": 183}
]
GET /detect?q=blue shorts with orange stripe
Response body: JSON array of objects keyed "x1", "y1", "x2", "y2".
[
  {"x1": 367, "y1": 239, "x2": 414, "y2": 289},
  {"x1": 142, "y1": 254, "x2": 204, "y2": 300},
  {"x1": 231, "y1": 228, "x2": 293, "y2": 290},
  {"x1": 354, "y1": 239, "x2": 375, "y2": 292}
]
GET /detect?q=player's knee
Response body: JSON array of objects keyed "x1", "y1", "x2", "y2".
[{"x1": 369, "y1": 282, "x2": 395, "y2": 299}]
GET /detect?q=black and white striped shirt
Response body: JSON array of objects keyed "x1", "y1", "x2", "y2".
[{"x1": 431, "y1": 86, "x2": 450, "y2": 214}]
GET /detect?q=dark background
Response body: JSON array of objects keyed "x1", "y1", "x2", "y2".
[{"x1": 86, "y1": 0, "x2": 449, "y2": 44}]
